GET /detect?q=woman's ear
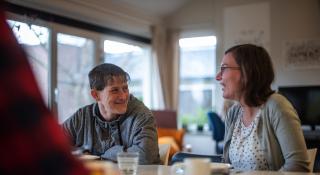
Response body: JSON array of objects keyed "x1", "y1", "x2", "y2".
[{"x1": 90, "y1": 89, "x2": 99, "y2": 101}]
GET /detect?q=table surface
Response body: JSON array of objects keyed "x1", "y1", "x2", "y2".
[{"x1": 136, "y1": 165, "x2": 318, "y2": 175}]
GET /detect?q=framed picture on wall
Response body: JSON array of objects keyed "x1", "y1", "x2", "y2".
[{"x1": 282, "y1": 39, "x2": 320, "y2": 70}]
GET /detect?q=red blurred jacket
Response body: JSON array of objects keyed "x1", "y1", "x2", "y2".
[{"x1": 0, "y1": 3, "x2": 88, "y2": 175}]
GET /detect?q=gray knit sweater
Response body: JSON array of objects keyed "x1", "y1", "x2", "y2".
[{"x1": 62, "y1": 94, "x2": 160, "y2": 164}]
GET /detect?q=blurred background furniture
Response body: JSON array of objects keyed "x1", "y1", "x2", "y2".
[
  {"x1": 207, "y1": 111, "x2": 225, "y2": 154},
  {"x1": 157, "y1": 128, "x2": 185, "y2": 158},
  {"x1": 303, "y1": 131, "x2": 320, "y2": 172},
  {"x1": 159, "y1": 143, "x2": 171, "y2": 165},
  {"x1": 152, "y1": 110, "x2": 177, "y2": 129},
  {"x1": 307, "y1": 148, "x2": 317, "y2": 172},
  {"x1": 152, "y1": 110, "x2": 186, "y2": 160}
]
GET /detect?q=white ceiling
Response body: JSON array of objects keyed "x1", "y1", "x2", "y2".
[
  {"x1": 6, "y1": 0, "x2": 193, "y2": 37},
  {"x1": 114, "y1": 0, "x2": 191, "y2": 18}
]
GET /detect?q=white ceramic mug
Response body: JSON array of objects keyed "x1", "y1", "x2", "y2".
[{"x1": 171, "y1": 158, "x2": 211, "y2": 175}]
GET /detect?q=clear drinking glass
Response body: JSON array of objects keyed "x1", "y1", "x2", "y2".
[{"x1": 117, "y1": 152, "x2": 139, "y2": 175}]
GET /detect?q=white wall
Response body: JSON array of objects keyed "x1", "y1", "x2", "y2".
[
  {"x1": 270, "y1": 0, "x2": 320, "y2": 87},
  {"x1": 167, "y1": 0, "x2": 320, "y2": 88},
  {"x1": 165, "y1": 0, "x2": 216, "y2": 37}
]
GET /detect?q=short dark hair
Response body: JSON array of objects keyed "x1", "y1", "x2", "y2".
[
  {"x1": 88, "y1": 63, "x2": 130, "y2": 90},
  {"x1": 225, "y1": 44, "x2": 275, "y2": 107}
]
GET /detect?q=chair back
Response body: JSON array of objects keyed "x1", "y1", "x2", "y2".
[
  {"x1": 207, "y1": 112, "x2": 225, "y2": 142},
  {"x1": 307, "y1": 148, "x2": 317, "y2": 172},
  {"x1": 152, "y1": 110, "x2": 177, "y2": 129},
  {"x1": 159, "y1": 143, "x2": 171, "y2": 165}
]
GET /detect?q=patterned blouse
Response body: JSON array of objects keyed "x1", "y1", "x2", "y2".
[{"x1": 229, "y1": 108, "x2": 269, "y2": 171}]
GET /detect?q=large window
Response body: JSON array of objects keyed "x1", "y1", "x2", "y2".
[
  {"x1": 7, "y1": 15, "x2": 157, "y2": 123},
  {"x1": 57, "y1": 33, "x2": 95, "y2": 122},
  {"x1": 8, "y1": 20, "x2": 50, "y2": 105},
  {"x1": 103, "y1": 40, "x2": 152, "y2": 107},
  {"x1": 178, "y1": 36, "x2": 216, "y2": 131}
]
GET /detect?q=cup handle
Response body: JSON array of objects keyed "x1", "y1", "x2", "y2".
[{"x1": 171, "y1": 162, "x2": 185, "y2": 175}]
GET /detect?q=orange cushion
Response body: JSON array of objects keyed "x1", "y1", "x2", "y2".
[{"x1": 157, "y1": 128, "x2": 185, "y2": 149}]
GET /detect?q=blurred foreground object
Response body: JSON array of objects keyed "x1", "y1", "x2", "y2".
[{"x1": 0, "y1": 3, "x2": 88, "y2": 175}]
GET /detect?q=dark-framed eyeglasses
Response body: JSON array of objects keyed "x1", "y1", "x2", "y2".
[{"x1": 219, "y1": 66, "x2": 240, "y2": 74}]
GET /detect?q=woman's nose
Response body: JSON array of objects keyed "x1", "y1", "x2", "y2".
[{"x1": 216, "y1": 72, "x2": 222, "y2": 81}]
